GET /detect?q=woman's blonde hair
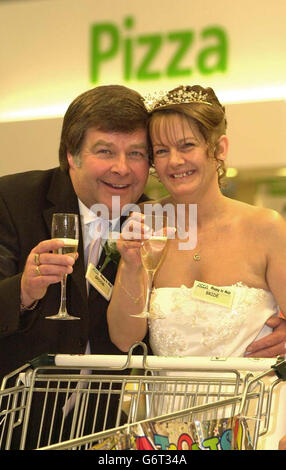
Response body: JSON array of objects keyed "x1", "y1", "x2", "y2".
[{"x1": 148, "y1": 85, "x2": 227, "y2": 186}]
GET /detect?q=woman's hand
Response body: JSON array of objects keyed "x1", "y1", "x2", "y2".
[
  {"x1": 116, "y1": 212, "x2": 150, "y2": 268},
  {"x1": 117, "y1": 211, "x2": 176, "y2": 268}
]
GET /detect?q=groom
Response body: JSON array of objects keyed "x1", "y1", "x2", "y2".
[{"x1": 0, "y1": 84, "x2": 151, "y2": 382}]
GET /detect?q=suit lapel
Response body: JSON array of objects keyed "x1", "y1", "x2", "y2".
[{"x1": 43, "y1": 169, "x2": 79, "y2": 232}]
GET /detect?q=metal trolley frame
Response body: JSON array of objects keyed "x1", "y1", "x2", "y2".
[{"x1": 1, "y1": 343, "x2": 285, "y2": 450}]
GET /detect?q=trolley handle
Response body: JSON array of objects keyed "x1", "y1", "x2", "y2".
[
  {"x1": 28, "y1": 343, "x2": 149, "y2": 371},
  {"x1": 27, "y1": 347, "x2": 286, "y2": 375},
  {"x1": 29, "y1": 354, "x2": 57, "y2": 369},
  {"x1": 271, "y1": 356, "x2": 286, "y2": 380}
]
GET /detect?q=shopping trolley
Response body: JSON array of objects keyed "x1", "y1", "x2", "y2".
[{"x1": 1, "y1": 342, "x2": 286, "y2": 450}]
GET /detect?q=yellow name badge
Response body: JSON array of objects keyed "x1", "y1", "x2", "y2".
[
  {"x1": 192, "y1": 280, "x2": 234, "y2": 309},
  {"x1": 86, "y1": 263, "x2": 113, "y2": 301}
]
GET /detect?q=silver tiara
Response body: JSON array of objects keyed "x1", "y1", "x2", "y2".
[{"x1": 144, "y1": 87, "x2": 212, "y2": 112}]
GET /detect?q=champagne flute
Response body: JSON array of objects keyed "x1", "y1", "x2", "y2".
[
  {"x1": 130, "y1": 215, "x2": 169, "y2": 319},
  {"x1": 46, "y1": 213, "x2": 80, "y2": 320}
]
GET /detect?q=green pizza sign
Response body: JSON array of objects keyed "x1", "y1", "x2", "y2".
[{"x1": 90, "y1": 16, "x2": 228, "y2": 83}]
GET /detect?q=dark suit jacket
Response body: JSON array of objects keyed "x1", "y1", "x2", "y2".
[{"x1": 0, "y1": 167, "x2": 148, "y2": 380}]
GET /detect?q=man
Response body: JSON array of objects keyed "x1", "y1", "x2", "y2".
[
  {"x1": 0, "y1": 84, "x2": 151, "y2": 381},
  {"x1": 0, "y1": 84, "x2": 152, "y2": 448}
]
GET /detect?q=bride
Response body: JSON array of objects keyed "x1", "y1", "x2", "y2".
[{"x1": 107, "y1": 85, "x2": 286, "y2": 358}]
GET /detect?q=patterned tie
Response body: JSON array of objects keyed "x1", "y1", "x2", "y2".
[
  {"x1": 86, "y1": 236, "x2": 102, "y2": 294},
  {"x1": 85, "y1": 217, "x2": 110, "y2": 292}
]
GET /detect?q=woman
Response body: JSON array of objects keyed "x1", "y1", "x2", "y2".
[{"x1": 107, "y1": 85, "x2": 286, "y2": 358}]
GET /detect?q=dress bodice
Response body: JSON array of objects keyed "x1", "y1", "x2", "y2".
[{"x1": 149, "y1": 283, "x2": 278, "y2": 357}]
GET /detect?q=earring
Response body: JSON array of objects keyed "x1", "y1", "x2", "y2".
[
  {"x1": 216, "y1": 163, "x2": 224, "y2": 178},
  {"x1": 149, "y1": 167, "x2": 160, "y2": 181}
]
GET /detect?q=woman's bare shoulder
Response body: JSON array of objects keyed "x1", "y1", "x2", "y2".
[{"x1": 227, "y1": 198, "x2": 286, "y2": 233}]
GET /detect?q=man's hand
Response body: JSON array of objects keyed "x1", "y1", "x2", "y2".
[
  {"x1": 21, "y1": 239, "x2": 77, "y2": 307},
  {"x1": 245, "y1": 315, "x2": 286, "y2": 357},
  {"x1": 279, "y1": 435, "x2": 286, "y2": 450}
]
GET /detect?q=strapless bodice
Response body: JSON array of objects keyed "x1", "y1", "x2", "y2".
[{"x1": 149, "y1": 282, "x2": 278, "y2": 357}]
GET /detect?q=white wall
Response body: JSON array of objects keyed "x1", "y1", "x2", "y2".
[
  {"x1": 226, "y1": 100, "x2": 286, "y2": 170},
  {"x1": 0, "y1": 117, "x2": 62, "y2": 176}
]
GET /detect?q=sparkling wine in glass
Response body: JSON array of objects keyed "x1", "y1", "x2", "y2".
[
  {"x1": 46, "y1": 213, "x2": 80, "y2": 320},
  {"x1": 130, "y1": 215, "x2": 169, "y2": 319}
]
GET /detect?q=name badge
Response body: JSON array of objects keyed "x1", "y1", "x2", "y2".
[
  {"x1": 192, "y1": 280, "x2": 234, "y2": 309},
  {"x1": 86, "y1": 263, "x2": 113, "y2": 301}
]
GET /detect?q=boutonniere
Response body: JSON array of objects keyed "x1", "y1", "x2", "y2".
[{"x1": 99, "y1": 232, "x2": 121, "y2": 272}]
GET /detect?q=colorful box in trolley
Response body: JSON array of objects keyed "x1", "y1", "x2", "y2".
[{"x1": 0, "y1": 344, "x2": 285, "y2": 450}]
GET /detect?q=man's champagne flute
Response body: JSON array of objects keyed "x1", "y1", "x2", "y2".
[
  {"x1": 131, "y1": 215, "x2": 169, "y2": 319},
  {"x1": 46, "y1": 213, "x2": 80, "y2": 320}
]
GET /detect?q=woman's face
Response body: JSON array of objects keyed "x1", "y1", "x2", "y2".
[{"x1": 151, "y1": 113, "x2": 220, "y2": 202}]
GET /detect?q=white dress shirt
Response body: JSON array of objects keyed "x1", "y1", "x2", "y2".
[
  {"x1": 78, "y1": 199, "x2": 120, "y2": 270},
  {"x1": 63, "y1": 200, "x2": 120, "y2": 415}
]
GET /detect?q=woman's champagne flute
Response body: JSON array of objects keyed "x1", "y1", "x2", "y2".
[
  {"x1": 131, "y1": 215, "x2": 169, "y2": 319},
  {"x1": 46, "y1": 213, "x2": 80, "y2": 320}
]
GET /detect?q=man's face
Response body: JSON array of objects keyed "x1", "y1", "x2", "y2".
[{"x1": 68, "y1": 127, "x2": 150, "y2": 215}]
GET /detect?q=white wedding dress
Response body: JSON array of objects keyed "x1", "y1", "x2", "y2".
[
  {"x1": 147, "y1": 283, "x2": 285, "y2": 450},
  {"x1": 149, "y1": 282, "x2": 279, "y2": 357},
  {"x1": 146, "y1": 283, "x2": 284, "y2": 450}
]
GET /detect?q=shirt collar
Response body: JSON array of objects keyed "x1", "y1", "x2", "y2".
[
  {"x1": 78, "y1": 198, "x2": 120, "y2": 240},
  {"x1": 78, "y1": 199, "x2": 97, "y2": 225}
]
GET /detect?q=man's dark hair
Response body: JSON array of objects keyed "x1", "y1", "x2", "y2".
[{"x1": 59, "y1": 85, "x2": 150, "y2": 171}]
